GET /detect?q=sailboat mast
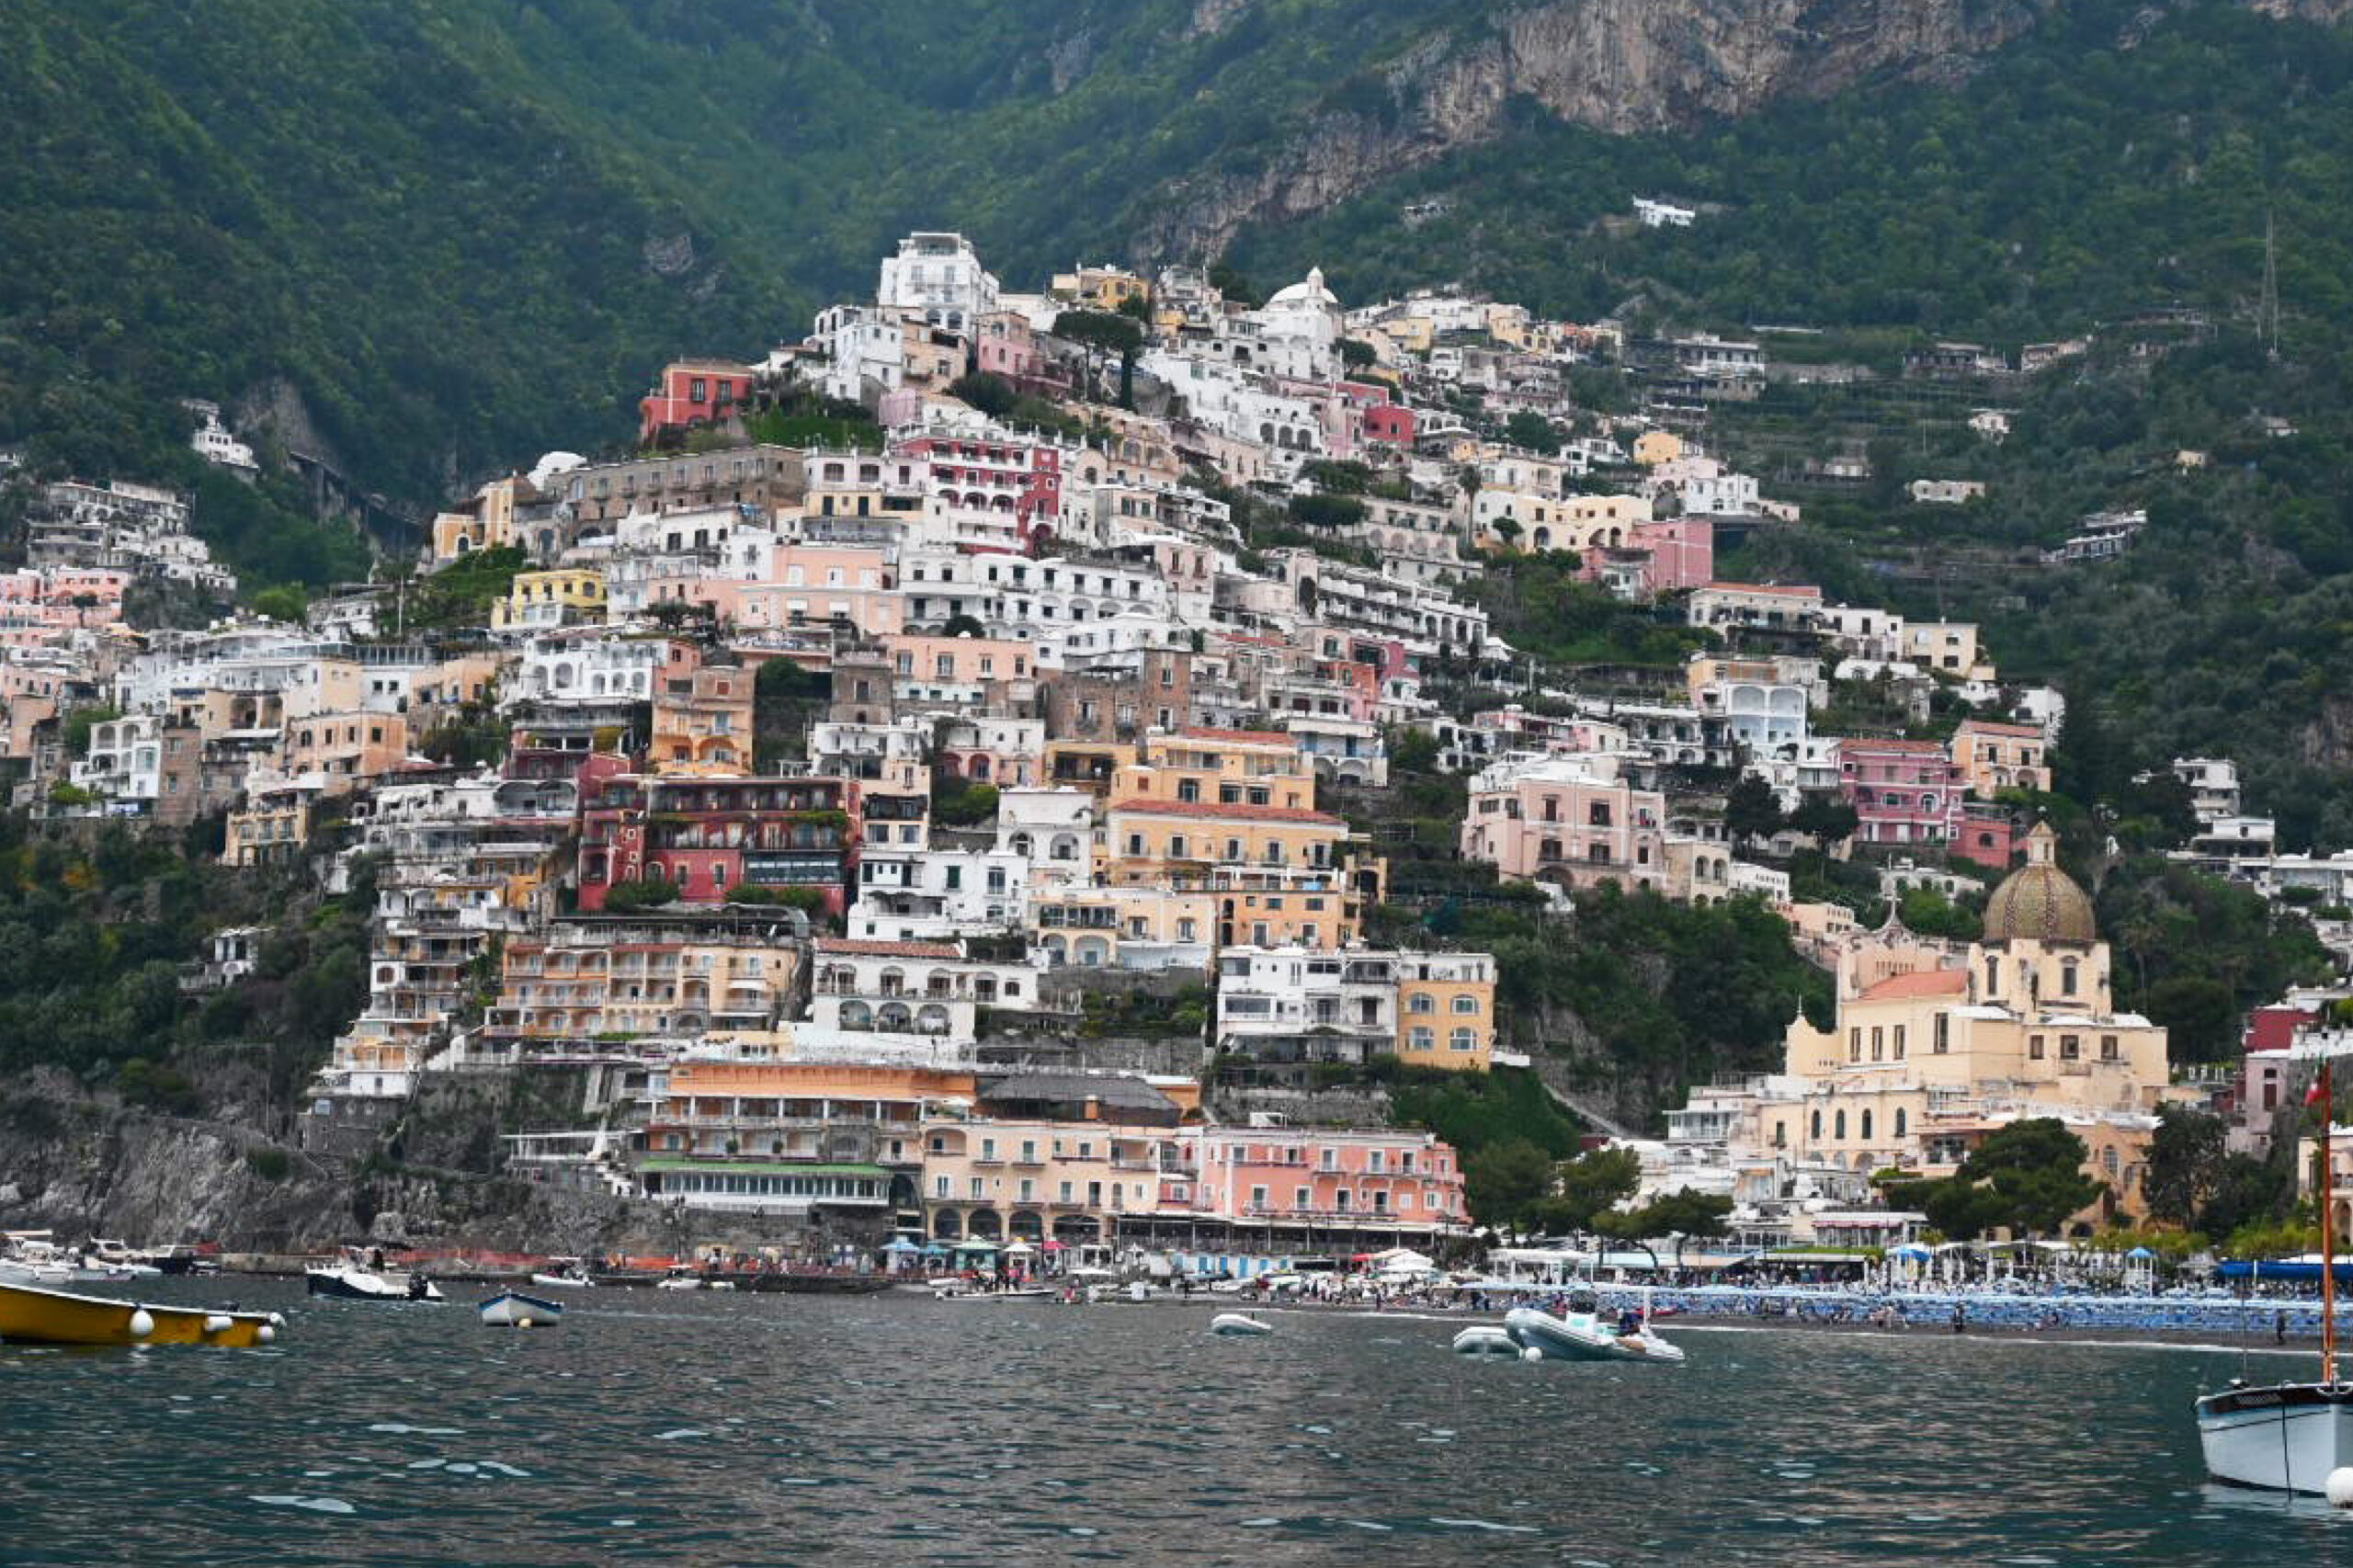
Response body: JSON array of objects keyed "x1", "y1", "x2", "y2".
[{"x1": 2325, "y1": 1060, "x2": 2338, "y2": 1385}]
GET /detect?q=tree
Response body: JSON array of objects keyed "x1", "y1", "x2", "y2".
[
  {"x1": 1788, "y1": 795, "x2": 1859, "y2": 846},
  {"x1": 1525, "y1": 1145, "x2": 1641, "y2": 1234},
  {"x1": 1289, "y1": 493, "x2": 1366, "y2": 530},
  {"x1": 947, "y1": 371, "x2": 1017, "y2": 418},
  {"x1": 940, "y1": 613, "x2": 987, "y2": 638},
  {"x1": 1723, "y1": 774, "x2": 1783, "y2": 847},
  {"x1": 603, "y1": 877, "x2": 678, "y2": 914},
  {"x1": 1504, "y1": 410, "x2": 1562, "y2": 454},
  {"x1": 1464, "y1": 1138, "x2": 1557, "y2": 1233},
  {"x1": 1919, "y1": 1119, "x2": 2107, "y2": 1239},
  {"x1": 1336, "y1": 337, "x2": 1378, "y2": 369},
  {"x1": 1052, "y1": 310, "x2": 1145, "y2": 406},
  {"x1": 249, "y1": 584, "x2": 309, "y2": 623},
  {"x1": 2142, "y1": 1104, "x2": 2226, "y2": 1227}
]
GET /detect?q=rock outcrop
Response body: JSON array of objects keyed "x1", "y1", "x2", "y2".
[{"x1": 1145, "y1": 0, "x2": 2059, "y2": 259}]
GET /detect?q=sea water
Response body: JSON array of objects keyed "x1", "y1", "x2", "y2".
[{"x1": 3, "y1": 1279, "x2": 2347, "y2": 1564}]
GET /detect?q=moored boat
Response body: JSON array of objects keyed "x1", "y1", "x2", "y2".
[
  {"x1": 2196, "y1": 1045, "x2": 2353, "y2": 1493},
  {"x1": 305, "y1": 1262, "x2": 444, "y2": 1302},
  {"x1": 1452, "y1": 1325, "x2": 1522, "y2": 1359},
  {"x1": 1209, "y1": 1312, "x2": 1273, "y2": 1336},
  {"x1": 479, "y1": 1290, "x2": 564, "y2": 1328},
  {"x1": 0, "y1": 1277, "x2": 284, "y2": 1347},
  {"x1": 1506, "y1": 1289, "x2": 1686, "y2": 1365},
  {"x1": 529, "y1": 1261, "x2": 595, "y2": 1289}
]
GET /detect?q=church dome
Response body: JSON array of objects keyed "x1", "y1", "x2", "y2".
[{"x1": 1983, "y1": 822, "x2": 2097, "y2": 944}]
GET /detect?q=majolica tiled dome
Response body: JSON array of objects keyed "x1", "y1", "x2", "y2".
[{"x1": 1983, "y1": 822, "x2": 2096, "y2": 944}]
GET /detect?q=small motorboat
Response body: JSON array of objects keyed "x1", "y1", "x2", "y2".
[
  {"x1": 479, "y1": 1290, "x2": 564, "y2": 1328},
  {"x1": 1209, "y1": 1312, "x2": 1274, "y2": 1337},
  {"x1": 0, "y1": 1277, "x2": 284, "y2": 1347},
  {"x1": 305, "y1": 1262, "x2": 444, "y2": 1302},
  {"x1": 529, "y1": 1262, "x2": 595, "y2": 1289},
  {"x1": 1451, "y1": 1325, "x2": 1523, "y2": 1359},
  {"x1": 654, "y1": 1269, "x2": 702, "y2": 1290},
  {"x1": 1506, "y1": 1289, "x2": 1686, "y2": 1366}
]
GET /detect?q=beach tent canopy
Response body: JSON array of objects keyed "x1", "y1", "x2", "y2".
[
  {"x1": 1890, "y1": 1244, "x2": 1935, "y2": 1261},
  {"x1": 2125, "y1": 1245, "x2": 2157, "y2": 1260},
  {"x1": 955, "y1": 1239, "x2": 999, "y2": 1254},
  {"x1": 1370, "y1": 1247, "x2": 1438, "y2": 1273},
  {"x1": 882, "y1": 1236, "x2": 921, "y2": 1253},
  {"x1": 1002, "y1": 1239, "x2": 1038, "y2": 1256}
]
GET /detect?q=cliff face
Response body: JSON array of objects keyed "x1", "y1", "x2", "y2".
[{"x1": 1147, "y1": 0, "x2": 2058, "y2": 258}]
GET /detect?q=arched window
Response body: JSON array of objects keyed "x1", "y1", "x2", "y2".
[
  {"x1": 1860, "y1": 1109, "x2": 1873, "y2": 1141},
  {"x1": 1408, "y1": 992, "x2": 1435, "y2": 1014},
  {"x1": 1984, "y1": 957, "x2": 1998, "y2": 995},
  {"x1": 1834, "y1": 1109, "x2": 1847, "y2": 1140},
  {"x1": 1451, "y1": 995, "x2": 1481, "y2": 1015},
  {"x1": 1894, "y1": 1108, "x2": 1908, "y2": 1138},
  {"x1": 2061, "y1": 959, "x2": 2079, "y2": 996},
  {"x1": 1811, "y1": 1109, "x2": 1823, "y2": 1140}
]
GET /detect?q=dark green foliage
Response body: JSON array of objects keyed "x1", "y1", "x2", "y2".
[
  {"x1": 2142, "y1": 1104, "x2": 2226, "y2": 1229},
  {"x1": 2096, "y1": 858, "x2": 2334, "y2": 1062},
  {"x1": 400, "y1": 547, "x2": 528, "y2": 632},
  {"x1": 1723, "y1": 774, "x2": 1781, "y2": 847},
  {"x1": 245, "y1": 1145, "x2": 292, "y2": 1182},
  {"x1": 947, "y1": 372, "x2": 1018, "y2": 419},
  {"x1": 1462, "y1": 1137, "x2": 1556, "y2": 1231},
  {"x1": 1597, "y1": 1187, "x2": 1734, "y2": 1246},
  {"x1": 1383, "y1": 1064, "x2": 1583, "y2": 1161},
  {"x1": 602, "y1": 877, "x2": 679, "y2": 914},
  {"x1": 1503, "y1": 411, "x2": 1562, "y2": 454},
  {"x1": 1525, "y1": 1145, "x2": 1643, "y2": 1236},
  {"x1": 930, "y1": 775, "x2": 1000, "y2": 828},
  {"x1": 1459, "y1": 555, "x2": 1710, "y2": 668},
  {"x1": 1289, "y1": 493, "x2": 1366, "y2": 530},
  {"x1": 1493, "y1": 887, "x2": 1831, "y2": 1119}
]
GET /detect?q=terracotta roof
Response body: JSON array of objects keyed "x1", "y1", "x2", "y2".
[
  {"x1": 1108, "y1": 797, "x2": 1339, "y2": 825},
  {"x1": 1956, "y1": 720, "x2": 2044, "y2": 738},
  {"x1": 1176, "y1": 725, "x2": 1293, "y2": 745},
  {"x1": 1841, "y1": 738, "x2": 1952, "y2": 754},
  {"x1": 1703, "y1": 581, "x2": 1821, "y2": 597},
  {"x1": 814, "y1": 937, "x2": 963, "y2": 959},
  {"x1": 1859, "y1": 970, "x2": 1969, "y2": 1003}
]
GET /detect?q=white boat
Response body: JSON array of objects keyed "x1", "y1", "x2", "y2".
[
  {"x1": 305, "y1": 1263, "x2": 444, "y2": 1302},
  {"x1": 529, "y1": 1261, "x2": 595, "y2": 1289},
  {"x1": 655, "y1": 1272, "x2": 702, "y2": 1290},
  {"x1": 478, "y1": 1290, "x2": 564, "y2": 1328},
  {"x1": 2196, "y1": 1041, "x2": 2353, "y2": 1493},
  {"x1": 1506, "y1": 1290, "x2": 1685, "y2": 1365},
  {"x1": 1452, "y1": 1325, "x2": 1522, "y2": 1359},
  {"x1": 1209, "y1": 1312, "x2": 1273, "y2": 1336}
]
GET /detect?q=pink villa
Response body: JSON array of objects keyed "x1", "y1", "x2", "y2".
[
  {"x1": 975, "y1": 312, "x2": 1074, "y2": 399},
  {"x1": 638, "y1": 359, "x2": 755, "y2": 444},
  {"x1": 1460, "y1": 755, "x2": 1667, "y2": 893},
  {"x1": 1152, "y1": 1125, "x2": 1468, "y2": 1242},
  {"x1": 1580, "y1": 517, "x2": 1713, "y2": 599},
  {"x1": 1837, "y1": 737, "x2": 1966, "y2": 846},
  {"x1": 730, "y1": 545, "x2": 905, "y2": 639}
]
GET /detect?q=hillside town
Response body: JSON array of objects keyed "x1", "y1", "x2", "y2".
[{"x1": 5, "y1": 232, "x2": 2344, "y2": 1269}]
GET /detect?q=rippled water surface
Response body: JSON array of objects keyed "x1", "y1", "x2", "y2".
[{"x1": 6, "y1": 1279, "x2": 2351, "y2": 1564}]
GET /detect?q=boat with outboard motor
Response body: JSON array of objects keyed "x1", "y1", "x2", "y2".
[
  {"x1": 1504, "y1": 1287, "x2": 1686, "y2": 1365},
  {"x1": 2196, "y1": 1041, "x2": 2353, "y2": 1494},
  {"x1": 1209, "y1": 1312, "x2": 1273, "y2": 1336},
  {"x1": 305, "y1": 1249, "x2": 444, "y2": 1302},
  {"x1": 1451, "y1": 1324, "x2": 1522, "y2": 1359},
  {"x1": 0, "y1": 1277, "x2": 284, "y2": 1347}
]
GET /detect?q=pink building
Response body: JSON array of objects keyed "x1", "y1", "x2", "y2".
[
  {"x1": 1837, "y1": 738, "x2": 1965, "y2": 846},
  {"x1": 1951, "y1": 802, "x2": 2016, "y2": 871},
  {"x1": 1359, "y1": 402, "x2": 1417, "y2": 447},
  {"x1": 975, "y1": 312, "x2": 1074, "y2": 399},
  {"x1": 1460, "y1": 755, "x2": 1666, "y2": 892},
  {"x1": 896, "y1": 432, "x2": 1062, "y2": 535},
  {"x1": 1167, "y1": 1125, "x2": 1466, "y2": 1237},
  {"x1": 1580, "y1": 517, "x2": 1714, "y2": 600}
]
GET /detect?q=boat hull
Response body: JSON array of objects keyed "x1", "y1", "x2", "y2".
[
  {"x1": 2197, "y1": 1383, "x2": 2353, "y2": 1493},
  {"x1": 0, "y1": 1278, "x2": 281, "y2": 1347},
  {"x1": 1210, "y1": 1312, "x2": 1273, "y2": 1336},
  {"x1": 479, "y1": 1291, "x2": 563, "y2": 1328}
]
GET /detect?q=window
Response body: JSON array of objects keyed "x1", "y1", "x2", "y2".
[
  {"x1": 1294, "y1": 1187, "x2": 1312, "y2": 1210},
  {"x1": 1870, "y1": 1027, "x2": 1883, "y2": 1062},
  {"x1": 1894, "y1": 1108, "x2": 1907, "y2": 1137},
  {"x1": 2061, "y1": 960, "x2": 2080, "y2": 997},
  {"x1": 1848, "y1": 1028, "x2": 1861, "y2": 1063},
  {"x1": 1893, "y1": 1025, "x2": 1905, "y2": 1060},
  {"x1": 1860, "y1": 1110, "x2": 1873, "y2": 1141},
  {"x1": 2060, "y1": 1034, "x2": 2081, "y2": 1062},
  {"x1": 1409, "y1": 1027, "x2": 1434, "y2": 1051},
  {"x1": 2100, "y1": 1034, "x2": 2120, "y2": 1062},
  {"x1": 1450, "y1": 995, "x2": 1480, "y2": 1015},
  {"x1": 1250, "y1": 1186, "x2": 1267, "y2": 1209},
  {"x1": 1811, "y1": 1109, "x2": 1823, "y2": 1140},
  {"x1": 2029, "y1": 1034, "x2": 2045, "y2": 1061},
  {"x1": 1834, "y1": 1109, "x2": 1847, "y2": 1140},
  {"x1": 1408, "y1": 992, "x2": 1435, "y2": 1015},
  {"x1": 1449, "y1": 1028, "x2": 1477, "y2": 1053},
  {"x1": 1934, "y1": 1015, "x2": 1949, "y2": 1054}
]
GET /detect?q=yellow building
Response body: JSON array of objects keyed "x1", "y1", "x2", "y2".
[
  {"x1": 1632, "y1": 430, "x2": 1686, "y2": 468},
  {"x1": 1396, "y1": 952, "x2": 1499, "y2": 1072},
  {"x1": 430, "y1": 474, "x2": 528, "y2": 562},
  {"x1": 493, "y1": 568, "x2": 608, "y2": 632},
  {"x1": 1759, "y1": 824, "x2": 2177, "y2": 1227}
]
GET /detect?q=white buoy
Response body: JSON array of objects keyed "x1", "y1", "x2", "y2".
[
  {"x1": 257, "y1": 1324, "x2": 276, "y2": 1344},
  {"x1": 204, "y1": 1314, "x2": 233, "y2": 1334},
  {"x1": 517, "y1": 1316, "x2": 534, "y2": 1330},
  {"x1": 2325, "y1": 1467, "x2": 2353, "y2": 1508},
  {"x1": 1521, "y1": 1346, "x2": 1544, "y2": 1362},
  {"x1": 127, "y1": 1309, "x2": 155, "y2": 1339}
]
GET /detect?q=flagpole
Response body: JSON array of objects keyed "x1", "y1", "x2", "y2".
[{"x1": 2324, "y1": 1059, "x2": 2338, "y2": 1386}]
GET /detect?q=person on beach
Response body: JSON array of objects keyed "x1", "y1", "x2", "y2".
[{"x1": 1950, "y1": 1303, "x2": 1966, "y2": 1334}]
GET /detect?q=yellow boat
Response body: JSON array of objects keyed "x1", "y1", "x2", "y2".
[{"x1": 0, "y1": 1277, "x2": 285, "y2": 1347}]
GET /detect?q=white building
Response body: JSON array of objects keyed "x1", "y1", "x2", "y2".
[
  {"x1": 187, "y1": 401, "x2": 258, "y2": 473},
  {"x1": 877, "y1": 232, "x2": 1000, "y2": 335}
]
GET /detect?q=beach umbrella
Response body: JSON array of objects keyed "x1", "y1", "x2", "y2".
[
  {"x1": 1003, "y1": 1239, "x2": 1038, "y2": 1256},
  {"x1": 2125, "y1": 1246, "x2": 2156, "y2": 1259}
]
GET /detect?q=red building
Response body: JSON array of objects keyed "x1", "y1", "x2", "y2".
[
  {"x1": 577, "y1": 772, "x2": 857, "y2": 914},
  {"x1": 1359, "y1": 402, "x2": 1418, "y2": 447},
  {"x1": 1837, "y1": 738, "x2": 1965, "y2": 847},
  {"x1": 639, "y1": 359, "x2": 756, "y2": 445},
  {"x1": 1950, "y1": 802, "x2": 2017, "y2": 871}
]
